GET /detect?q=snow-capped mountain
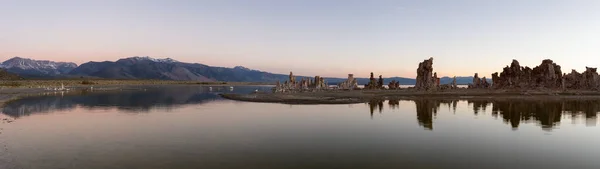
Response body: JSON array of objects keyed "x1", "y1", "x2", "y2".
[
  {"x1": 0, "y1": 57, "x2": 78, "y2": 77},
  {"x1": 0, "y1": 56, "x2": 422, "y2": 83},
  {"x1": 126, "y1": 56, "x2": 178, "y2": 63},
  {"x1": 69, "y1": 56, "x2": 296, "y2": 82}
]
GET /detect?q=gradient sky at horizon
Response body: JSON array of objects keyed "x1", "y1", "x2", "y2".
[{"x1": 2, "y1": 0, "x2": 600, "y2": 78}]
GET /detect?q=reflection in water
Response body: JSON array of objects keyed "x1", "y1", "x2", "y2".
[
  {"x1": 367, "y1": 99, "x2": 385, "y2": 118},
  {"x1": 367, "y1": 99, "x2": 599, "y2": 130},
  {"x1": 469, "y1": 100, "x2": 491, "y2": 115},
  {"x1": 490, "y1": 101, "x2": 562, "y2": 129},
  {"x1": 2, "y1": 91, "x2": 600, "y2": 169},
  {"x1": 489, "y1": 100, "x2": 600, "y2": 129},
  {"x1": 3, "y1": 87, "x2": 600, "y2": 131},
  {"x1": 467, "y1": 100, "x2": 599, "y2": 129},
  {"x1": 1, "y1": 86, "x2": 267, "y2": 118},
  {"x1": 414, "y1": 99, "x2": 458, "y2": 130},
  {"x1": 388, "y1": 99, "x2": 399, "y2": 109}
]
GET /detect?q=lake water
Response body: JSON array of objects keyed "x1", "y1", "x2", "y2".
[{"x1": 1, "y1": 86, "x2": 599, "y2": 169}]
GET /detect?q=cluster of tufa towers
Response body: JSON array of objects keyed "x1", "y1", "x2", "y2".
[
  {"x1": 272, "y1": 57, "x2": 600, "y2": 93},
  {"x1": 273, "y1": 72, "x2": 327, "y2": 93}
]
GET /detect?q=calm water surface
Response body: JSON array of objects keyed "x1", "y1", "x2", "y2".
[{"x1": 1, "y1": 86, "x2": 599, "y2": 169}]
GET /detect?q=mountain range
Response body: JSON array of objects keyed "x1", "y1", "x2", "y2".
[
  {"x1": 0, "y1": 57, "x2": 77, "y2": 78},
  {"x1": 0, "y1": 56, "x2": 486, "y2": 85}
]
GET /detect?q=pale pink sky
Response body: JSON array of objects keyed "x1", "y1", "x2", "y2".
[{"x1": 2, "y1": 0, "x2": 600, "y2": 78}]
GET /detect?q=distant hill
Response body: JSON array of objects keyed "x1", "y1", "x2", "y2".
[
  {"x1": 70, "y1": 57, "x2": 212, "y2": 81},
  {"x1": 1, "y1": 56, "x2": 489, "y2": 84},
  {"x1": 67, "y1": 56, "x2": 419, "y2": 83},
  {"x1": 69, "y1": 56, "x2": 297, "y2": 82},
  {"x1": 0, "y1": 57, "x2": 77, "y2": 78}
]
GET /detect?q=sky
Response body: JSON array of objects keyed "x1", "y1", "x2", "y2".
[{"x1": 2, "y1": 0, "x2": 600, "y2": 78}]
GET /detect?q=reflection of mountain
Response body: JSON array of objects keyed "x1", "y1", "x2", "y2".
[
  {"x1": 1, "y1": 86, "x2": 267, "y2": 118},
  {"x1": 367, "y1": 99, "x2": 599, "y2": 130}
]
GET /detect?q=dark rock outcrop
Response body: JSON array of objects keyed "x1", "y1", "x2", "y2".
[
  {"x1": 469, "y1": 73, "x2": 490, "y2": 88},
  {"x1": 491, "y1": 59, "x2": 562, "y2": 89},
  {"x1": 388, "y1": 80, "x2": 400, "y2": 90},
  {"x1": 415, "y1": 58, "x2": 438, "y2": 90},
  {"x1": 365, "y1": 72, "x2": 381, "y2": 89},
  {"x1": 563, "y1": 67, "x2": 600, "y2": 90},
  {"x1": 434, "y1": 72, "x2": 440, "y2": 87},
  {"x1": 377, "y1": 75, "x2": 384, "y2": 89}
]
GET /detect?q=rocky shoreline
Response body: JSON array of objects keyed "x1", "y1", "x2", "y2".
[
  {"x1": 221, "y1": 57, "x2": 600, "y2": 104},
  {"x1": 220, "y1": 89, "x2": 600, "y2": 104}
]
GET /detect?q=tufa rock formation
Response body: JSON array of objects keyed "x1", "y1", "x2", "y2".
[
  {"x1": 377, "y1": 75, "x2": 384, "y2": 89},
  {"x1": 452, "y1": 76, "x2": 457, "y2": 89},
  {"x1": 365, "y1": 72, "x2": 376, "y2": 89},
  {"x1": 440, "y1": 76, "x2": 460, "y2": 90},
  {"x1": 365, "y1": 72, "x2": 383, "y2": 89},
  {"x1": 274, "y1": 72, "x2": 329, "y2": 92},
  {"x1": 289, "y1": 72, "x2": 296, "y2": 84},
  {"x1": 388, "y1": 80, "x2": 400, "y2": 90},
  {"x1": 338, "y1": 74, "x2": 358, "y2": 90},
  {"x1": 481, "y1": 77, "x2": 490, "y2": 88},
  {"x1": 415, "y1": 58, "x2": 439, "y2": 90},
  {"x1": 311, "y1": 76, "x2": 327, "y2": 89},
  {"x1": 469, "y1": 73, "x2": 490, "y2": 89},
  {"x1": 490, "y1": 59, "x2": 600, "y2": 90},
  {"x1": 491, "y1": 59, "x2": 562, "y2": 89},
  {"x1": 562, "y1": 67, "x2": 600, "y2": 90}
]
